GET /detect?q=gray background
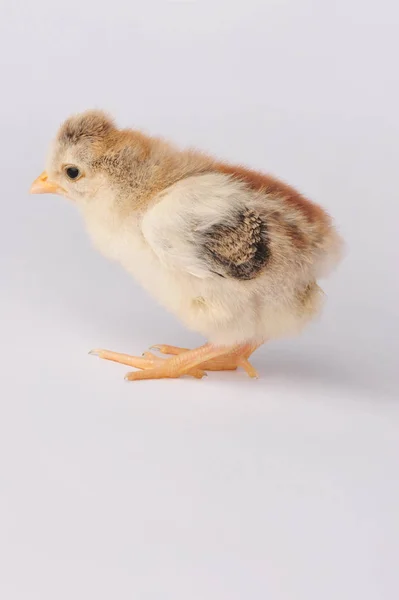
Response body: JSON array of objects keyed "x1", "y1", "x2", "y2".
[{"x1": 1, "y1": 1, "x2": 398, "y2": 598}]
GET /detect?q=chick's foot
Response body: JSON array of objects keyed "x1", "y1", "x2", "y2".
[
  {"x1": 89, "y1": 348, "x2": 205, "y2": 379},
  {"x1": 151, "y1": 344, "x2": 238, "y2": 373},
  {"x1": 150, "y1": 342, "x2": 261, "y2": 377},
  {"x1": 124, "y1": 343, "x2": 239, "y2": 381},
  {"x1": 90, "y1": 343, "x2": 262, "y2": 381}
]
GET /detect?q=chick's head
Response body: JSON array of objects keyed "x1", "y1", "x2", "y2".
[{"x1": 30, "y1": 110, "x2": 150, "y2": 206}]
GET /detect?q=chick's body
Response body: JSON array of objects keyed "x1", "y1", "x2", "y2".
[{"x1": 32, "y1": 111, "x2": 343, "y2": 380}]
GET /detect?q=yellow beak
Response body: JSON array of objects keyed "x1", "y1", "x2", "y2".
[{"x1": 30, "y1": 171, "x2": 65, "y2": 195}]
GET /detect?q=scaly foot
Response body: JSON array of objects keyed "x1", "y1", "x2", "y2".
[
  {"x1": 89, "y1": 348, "x2": 206, "y2": 379},
  {"x1": 149, "y1": 343, "x2": 259, "y2": 377},
  {"x1": 90, "y1": 342, "x2": 261, "y2": 381}
]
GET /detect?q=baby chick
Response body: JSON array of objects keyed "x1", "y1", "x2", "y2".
[{"x1": 31, "y1": 110, "x2": 343, "y2": 381}]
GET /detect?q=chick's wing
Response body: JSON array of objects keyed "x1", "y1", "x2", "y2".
[{"x1": 141, "y1": 175, "x2": 269, "y2": 281}]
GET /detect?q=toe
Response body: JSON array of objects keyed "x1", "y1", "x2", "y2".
[
  {"x1": 150, "y1": 344, "x2": 189, "y2": 355},
  {"x1": 239, "y1": 358, "x2": 259, "y2": 378},
  {"x1": 124, "y1": 366, "x2": 207, "y2": 381},
  {"x1": 90, "y1": 348, "x2": 158, "y2": 370}
]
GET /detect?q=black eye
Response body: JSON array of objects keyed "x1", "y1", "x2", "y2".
[{"x1": 66, "y1": 166, "x2": 80, "y2": 180}]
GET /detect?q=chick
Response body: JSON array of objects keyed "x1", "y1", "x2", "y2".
[{"x1": 30, "y1": 110, "x2": 343, "y2": 381}]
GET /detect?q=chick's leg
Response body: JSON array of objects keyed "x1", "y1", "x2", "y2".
[
  {"x1": 153, "y1": 342, "x2": 261, "y2": 377},
  {"x1": 90, "y1": 343, "x2": 262, "y2": 380},
  {"x1": 152, "y1": 344, "x2": 237, "y2": 371},
  {"x1": 124, "y1": 343, "x2": 241, "y2": 381},
  {"x1": 202, "y1": 342, "x2": 261, "y2": 377}
]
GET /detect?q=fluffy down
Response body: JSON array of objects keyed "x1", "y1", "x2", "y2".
[{"x1": 38, "y1": 110, "x2": 343, "y2": 348}]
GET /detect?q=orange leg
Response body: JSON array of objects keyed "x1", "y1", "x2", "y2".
[
  {"x1": 89, "y1": 349, "x2": 206, "y2": 379},
  {"x1": 152, "y1": 343, "x2": 260, "y2": 377},
  {"x1": 90, "y1": 342, "x2": 262, "y2": 380},
  {"x1": 151, "y1": 344, "x2": 237, "y2": 371},
  {"x1": 123, "y1": 343, "x2": 242, "y2": 381}
]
